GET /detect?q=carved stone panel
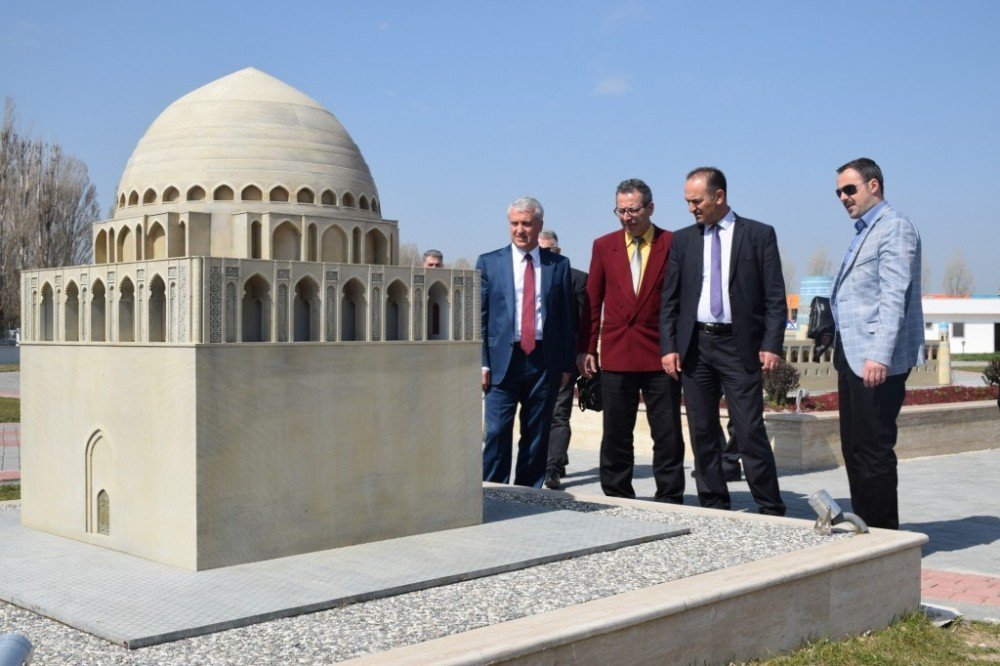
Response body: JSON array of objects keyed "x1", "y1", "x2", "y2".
[
  {"x1": 465, "y1": 282, "x2": 474, "y2": 341},
  {"x1": 179, "y1": 265, "x2": 188, "y2": 342},
  {"x1": 225, "y1": 282, "x2": 237, "y2": 343},
  {"x1": 277, "y1": 283, "x2": 289, "y2": 342},
  {"x1": 325, "y1": 284, "x2": 337, "y2": 342},
  {"x1": 413, "y1": 286, "x2": 423, "y2": 341},
  {"x1": 169, "y1": 281, "x2": 178, "y2": 342},
  {"x1": 453, "y1": 289, "x2": 463, "y2": 340},
  {"x1": 209, "y1": 266, "x2": 223, "y2": 343},
  {"x1": 370, "y1": 286, "x2": 382, "y2": 341}
]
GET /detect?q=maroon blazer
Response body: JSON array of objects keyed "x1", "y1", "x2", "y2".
[{"x1": 579, "y1": 225, "x2": 673, "y2": 372}]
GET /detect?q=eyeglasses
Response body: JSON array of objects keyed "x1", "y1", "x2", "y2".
[
  {"x1": 835, "y1": 183, "x2": 863, "y2": 198},
  {"x1": 613, "y1": 203, "x2": 649, "y2": 217}
]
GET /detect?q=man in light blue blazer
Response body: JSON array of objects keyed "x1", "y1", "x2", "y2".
[
  {"x1": 477, "y1": 196, "x2": 576, "y2": 487},
  {"x1": 831, "y1": 158, "x2": 924, "y2": 529}
]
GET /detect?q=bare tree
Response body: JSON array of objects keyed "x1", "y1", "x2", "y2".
[
  {"x1": 397, "y1": 242, "x2": 420, "y2": 267},
  {"x1": 0, "y1": 97, "x2": 99, "y2": 330},
  {"x1": 451, "y1": 257, "x2": 472, "y2": 270},
  {"x1": 805, "y1": 245, "x2": 834, "y2": 276},
  {"x1": 942, "y1": 248, "x2": 973, "y2": 295},
  {"x1": 921, "y1": 256, "x2": 932, "y2": 294},
  {"x1": 779, "y1": 247, "x2": 796, "y2": 292}
]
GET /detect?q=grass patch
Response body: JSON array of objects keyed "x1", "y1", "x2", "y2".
[
  {"x1": 0, "y1": 484, "x2": 19, "y2": 501},
  {"x1": 749, "y1": 613, "x2": 1000, "y2": 665},
  {"x1": 0, "y1": 364, "x2": 17, "y2": 372},
  {"x1": 953, "y1": 353, "x2": 999, "y2": 362},
  {"x1": 0, "y1": 397, "x2": 19, "y2": 422}
]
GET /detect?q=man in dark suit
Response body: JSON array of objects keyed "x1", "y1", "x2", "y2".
[
  {"x1": 578, "y1": 178, "x2": 686, "y2": 503},
  {"x1": 478, "y1": 196, "x2": 577, "y2": 488},
  {"x1": 537, "y1": 229, "x2": 588, "y2": 490},
  {"x1": 660, "y1": 167, "x2": 786, "y2": 515}
]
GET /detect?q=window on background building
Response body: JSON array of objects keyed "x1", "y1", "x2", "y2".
[
  {"x1": 925, "y1": 322, "x2": 934, "y2": 330},
  {"x1": 953, "y1": 322, "x2": 966, "y2": 337}
]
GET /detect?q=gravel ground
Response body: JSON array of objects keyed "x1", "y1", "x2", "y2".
[{"x1": 0, "y1": 490, "x2": 847, "y2": 665}]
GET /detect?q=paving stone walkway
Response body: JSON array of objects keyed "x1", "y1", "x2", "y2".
[{"x1": 560, "y1": 446, "x2": 1000, "y2": 621}]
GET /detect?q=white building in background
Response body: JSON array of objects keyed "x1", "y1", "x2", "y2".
[
  {"x1": 18, "y1": 68, "x2": 482, "y2": 570},
  {"x1": 922, "y1": 296, "x2": 1000, "y2": 354}
]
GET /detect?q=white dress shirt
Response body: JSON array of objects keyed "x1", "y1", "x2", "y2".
[
  {"x1": 512, "y1": 243, "x2": 543, "y2": 341},
  {"x1": 696, "y1": 209, "x2": 735, "y2": 323}
]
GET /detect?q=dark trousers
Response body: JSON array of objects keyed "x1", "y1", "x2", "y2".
[
  {"x1": 835, "y1": 338, "x2": 909, "y2": 530},
  {"x1": 599, "y1": 370, "x2": 685, "y2": 503},
  {"x1": 482, "y1": 345, "x2": 561, "y2": 488},
  {"x1": 546, "y1": 371, "x2": 579, "y2": 476},
  {"x1": 681, "y1": 331, "x2": 785, "y2": 515}
]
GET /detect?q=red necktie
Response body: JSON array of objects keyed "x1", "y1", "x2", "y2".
[{"x1": 520, "y1": 253, "x2": 536, "y2": 354}]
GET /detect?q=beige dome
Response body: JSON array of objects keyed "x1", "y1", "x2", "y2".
[{"x1": 116, "y1": 67, "x2": 379, "y2": 213}]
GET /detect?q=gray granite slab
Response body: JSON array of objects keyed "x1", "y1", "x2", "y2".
[{"x1": 0, "y1": 496, "x2": 686, "y2": 648}]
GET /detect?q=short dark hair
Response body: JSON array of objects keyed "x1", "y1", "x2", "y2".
[
  {"x1": 837, "y1": 157, "x2": 884, "y2": 194},
  {"x1": 423, "y1": 249, "x2": 443, "y2": 261},
  {"x1": 616, "y1": 178, "x2": 653, "y2": 205},
  {"x1": 686, "y1": 167, "x2": 727, "y2": 195}
]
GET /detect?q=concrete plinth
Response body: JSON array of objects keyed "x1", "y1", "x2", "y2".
[{"x1": 20, "y1": 342, "x2": 483, "y2": 569}]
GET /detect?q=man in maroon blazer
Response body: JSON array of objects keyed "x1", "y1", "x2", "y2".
[{"x1": 578, "y1": 178, "x2": 685, "y2": 502}]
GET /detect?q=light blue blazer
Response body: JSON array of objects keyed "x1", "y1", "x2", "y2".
[{"x1": 832, "y1": 203, "x2": 925, "y2": 376}]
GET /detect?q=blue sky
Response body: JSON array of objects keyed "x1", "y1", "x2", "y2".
[{"x1": 2, "y1": 1, "x2": 997, "y2": 293}]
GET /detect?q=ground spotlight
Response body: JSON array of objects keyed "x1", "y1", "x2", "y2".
[{"x1": 808, "y1": 489, "x2": 869, "y2": 534}]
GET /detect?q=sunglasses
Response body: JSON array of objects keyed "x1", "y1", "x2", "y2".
[{"x1": 835, "y1": 183, "x2": 863, "y2": 197}]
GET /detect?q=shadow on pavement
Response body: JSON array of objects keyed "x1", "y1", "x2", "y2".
[{"x1": 902, "y1": 515, "x2": 1000, "y2": 555}]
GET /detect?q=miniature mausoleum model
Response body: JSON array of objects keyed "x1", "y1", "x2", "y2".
[{"x1": 19, "y1": 68, "x2": 483, "y2": 570}]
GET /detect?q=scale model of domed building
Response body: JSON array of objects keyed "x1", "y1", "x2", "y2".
[{"x1": 19, "y1": 68, "x2": 482, "y2": 570}]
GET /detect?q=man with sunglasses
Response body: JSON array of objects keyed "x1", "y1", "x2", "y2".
[
  {"x1": 577, "y1": 178, "x2": 686, "y2": 503},
  {"x1": 660, "y1": 167, "x2": 786, "y2": 516},
  {"x1": 831, "y1": 158, "x2": 923, "y2": 530}
]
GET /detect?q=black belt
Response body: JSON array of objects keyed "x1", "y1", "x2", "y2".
[{"x1": 696, "y1": 322, "x2": 733, "y2": 335}]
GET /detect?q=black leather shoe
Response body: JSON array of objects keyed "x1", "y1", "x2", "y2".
[{"x1": 544, "y1": 472, "x2": 562, "y2": 490}]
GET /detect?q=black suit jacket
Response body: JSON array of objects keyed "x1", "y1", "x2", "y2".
[
  {"x1": 659, "y1": 214, "x2": 786, "y2": 373},
  {"x1": 569, "y1": 267, "x2": 588, "y2": 328}
]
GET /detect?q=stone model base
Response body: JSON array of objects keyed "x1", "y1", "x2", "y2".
[
  {"x1": 20, "y1": 342, "x2": 483, "y2": 570},
  {"x1": 356, "y1": 487, "x2": 926, "y2": 665}
]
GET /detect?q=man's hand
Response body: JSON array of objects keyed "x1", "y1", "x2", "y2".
[
  {"x1": 577, "y1": 353, "x2": 598, "y2": 378},
  {"x1": 759, "y1": 351, "x2": 782, "y2": 372},
  {"x1": 862, "y1": 359, "x2": 888, "y2": 388},
  {"x1": 481, "y1": 368, "x2": 491, "y2": 392},
  {"x1": 560, "y1": 372, "x2": 571, "y2": 388},
  {"x1": 661, "y1": 353, "x2": 681, "y2": 379}
]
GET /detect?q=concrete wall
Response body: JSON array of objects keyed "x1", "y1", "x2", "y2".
[
  {"x1": 20, "y1": 345, "x2": 199, "y2": 568},
  {"x1": 20, "y1": 341, "x2": 483, "y2": 570},
  {"x1": 193, "y1": 342, "x2": 483, "y2": 569}
]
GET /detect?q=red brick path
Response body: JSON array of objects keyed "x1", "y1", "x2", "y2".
[{"x1": 922, "y1": 569, "x2": 1000, "y2": 607}]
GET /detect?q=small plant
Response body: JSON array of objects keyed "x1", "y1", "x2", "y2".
[
  {"x1": 763, "y1": 360, "x2": 800, "y2": 406},
  {"x1": 982, "y1": 355, "x2": 1000, "y2": 388}
]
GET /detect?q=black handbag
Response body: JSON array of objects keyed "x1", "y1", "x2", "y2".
[{"x1": 576, "y1": 372, "x2": 603, "y2": 412}]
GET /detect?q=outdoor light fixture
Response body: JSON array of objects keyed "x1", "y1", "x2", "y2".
[
  {"x1": 793, "y1": 388, "x2": 809, "y2": 413},
  {"x1": 0, "y1": 633, "x2": 33, "y2": 666},
  {"x1": 807, "y1": 490, "x2": 869, "y2": 534}
]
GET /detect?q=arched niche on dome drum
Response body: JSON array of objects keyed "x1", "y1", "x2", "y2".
[
  {"x1": 269, "y1": 186, "x2": 289, "y2": 202},
  {"x1": 187, "y1": 185, "x2": 206, "y2": 201}
]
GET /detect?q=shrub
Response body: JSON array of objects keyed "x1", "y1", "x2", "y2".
[
  {"x1": 763, "y1": 360, "x2": 800, "y2": 406},
  {"x1": 982, "y1": 356, "x2": 1000, "y2": 388}
]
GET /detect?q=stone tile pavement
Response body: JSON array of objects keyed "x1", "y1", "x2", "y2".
[
  {"x1": 0, "y1": 498, "x2": 686, "y2": 647},
  {"x1": 0, "y1": 370, "x2": 18, "y2": 398},
  {"x1": 558, "y1": 446, "x2": 1000, "y2": 621}
]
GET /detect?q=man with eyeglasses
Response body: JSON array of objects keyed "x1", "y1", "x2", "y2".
[
  {"x1": 577, "y1": 178, "x2": 686, "y2": 503},
  {"x1": 660, "y1": 167, "x2": 786, "y2": 516},
  {"x1": 831, "y1": 158, "x2": 923, "y2": 530}
]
